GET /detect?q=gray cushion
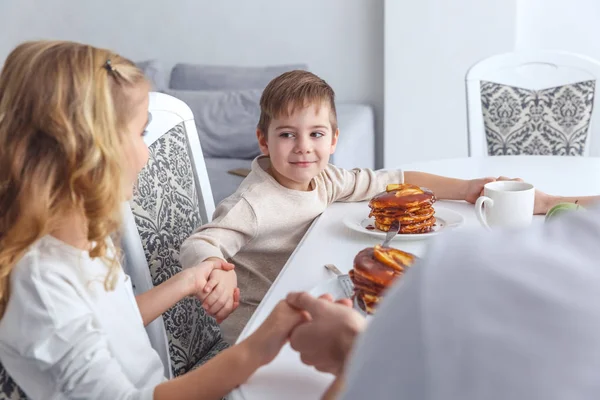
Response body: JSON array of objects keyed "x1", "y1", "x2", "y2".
[
  {"x1": 136, "y1": 59, "x2": 168, "y2": 92},
  {"x1": 165, "y1": 89, "x2": 262, "y2": 159},
  {"x1": 481, "y1": 80, "x2": 595, "y2": 156},
  {"x1": 169, "y1": 63, "x2": 308, "y2": 91}
]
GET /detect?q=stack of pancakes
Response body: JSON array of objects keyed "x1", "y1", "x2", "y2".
[
  {"x1": 349, "y1": 245, "x2": 416, "y2": 314},
  {"x1": 368, "y1": 183, "x2": 437, "y2": 234}
]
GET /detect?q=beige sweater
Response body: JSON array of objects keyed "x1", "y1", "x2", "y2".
[{"x1": 180, "y1": 156, "x2": 404, "y2": 343}]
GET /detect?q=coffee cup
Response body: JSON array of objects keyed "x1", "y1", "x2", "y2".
[{"x1": 475, "y1": 181, "x2": 535, "y2": 230}]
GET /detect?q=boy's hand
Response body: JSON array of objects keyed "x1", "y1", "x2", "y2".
[
  {"x1": 202, "y1": 269, "x2": 240, "y2": 323},
  {"x1": 496, "y1": 176, "x2": 552, "y2": 214},
  {"x1": 464, "y1": 177, "x2": 496, "y2": 204},
  {"x1": 184, "y1": 257, "x2": 235, "y2": 302}
]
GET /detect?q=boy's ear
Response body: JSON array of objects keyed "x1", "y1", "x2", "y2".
[
  {"x1": 257, "y1": 129, "x2": 269, "y2": 155},
  {"x1": 330, "y1": 128, "x2": 340, "y2": 154}
]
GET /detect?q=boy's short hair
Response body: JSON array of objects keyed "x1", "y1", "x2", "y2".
[{"x1": 258, "y1": 70, "x2": 337, "y2": 135}]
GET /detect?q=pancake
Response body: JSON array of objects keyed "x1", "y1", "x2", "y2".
[
  {"x1": 350, "y1": 245, "x2": 417, "y2": 315},
  {"x1": 368, "y1": 183, "x2": 437, "y2": 235},
  {"x1": 369, "y1": 184, "x2": 435, "y2": 211},
  {"x1": 374, "y1": 216, "x2": 436, "y2": 233}
]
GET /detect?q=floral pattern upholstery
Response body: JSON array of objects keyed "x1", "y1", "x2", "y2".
[
  {"x1": 480, "y1": 80, "x2": 595, "y2": 156},
  {"x1": 0, "y1": 371, "x2": 27, "y2": 400},
  {"x1": 130, "y1": 123, "x2": 228, "y2": 377}
]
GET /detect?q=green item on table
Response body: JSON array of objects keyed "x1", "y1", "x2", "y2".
[{"x1": 545, "y1": 202, "x2": 585, "y2": 222}]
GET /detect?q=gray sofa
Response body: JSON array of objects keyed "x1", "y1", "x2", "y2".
[{"x1": 138, "y1": 61, "x2": 375, "y2": 205}]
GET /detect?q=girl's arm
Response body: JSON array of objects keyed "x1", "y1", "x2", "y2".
[
  {"x1": 136, "y1": 259, "x2": 233, "y2": 326},
  {"x1": 154, "y1": 301, "x2": 306, "y2": 400},
  {"x1": 154, "y1": 339, "x2": 261, "y2": 400},
  {"x1": 404, "y1": 171, "x2": 494, "y2": 203}
]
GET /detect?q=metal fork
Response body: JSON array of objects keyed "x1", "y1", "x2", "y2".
[
  {"x1": 324, "y1": 263, "x2": 344, "y2": 276},
  {"x1": 381, "y1": 220, "x2": 401, "y2": 247},
  {"x1": 324, "y1": 264, "x2": 367, "y2": 317},
  {"x1": 324, "y1": 264, "x2": 355, "y2": 299}
]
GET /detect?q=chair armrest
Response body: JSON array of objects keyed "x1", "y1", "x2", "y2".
[{"x1": 120, "y1": 203, "x2": 173, "y2": 379}]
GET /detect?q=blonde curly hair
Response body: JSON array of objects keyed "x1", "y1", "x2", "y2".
[{"x1": 0, "y1": 40, "x2": 148, "y2": 317}]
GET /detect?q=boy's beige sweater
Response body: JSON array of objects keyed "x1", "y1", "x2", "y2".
[{"x1": 180, "y1": 156, "x2": 404, "y2": 343}]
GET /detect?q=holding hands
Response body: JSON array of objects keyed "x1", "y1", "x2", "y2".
[
  {"x1": 286, "y1": 292, "x2": 365, "y2": 376},
  {"x1": 240, "y1": 292, "x2": 365, "y2": 377},
  {"x1": 185, "y1": 257, "x2": 240, "y2": 322}
]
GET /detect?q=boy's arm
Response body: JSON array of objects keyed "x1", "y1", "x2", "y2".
[
  {"x1": 404, "y1": 171, "x2": 495, "y2": 203},
  {"x1": 179, "y1": 198, "x2": 258, "y2": 270},
  {"x1": 324, "y1": 165, "x2": 404, "y2": 203},
  {"x1": 404, "y1": 171, "x2": 468, "y2": 201},
  {"x1": 325, "y1": 165, "x2": 490, "y2": 204}
]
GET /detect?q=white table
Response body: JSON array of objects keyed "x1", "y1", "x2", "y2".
[{"x1": 230, "y1": 156, "x2": 600, "y2": 400}]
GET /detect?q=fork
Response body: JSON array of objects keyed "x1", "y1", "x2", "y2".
[
  {"x1": 324, "y1": 264, "x2": 355, "y2": 299},
  {"x1": 324, "y1": 264, "x2": 367, "y2": 317},
  {"x1": 324, "y1": 263, "x2": 344, "y2": 276},
  {"x1": 381, "y1": 220, "x2": 401, "y2": 247}
]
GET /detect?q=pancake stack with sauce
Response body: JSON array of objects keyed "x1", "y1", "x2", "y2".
[
  {"x1": 349, "y1": 245, "x2": 416, "y2": 314},
  {"x1": 368, "y1": 183, "x2": 437, "y2": 233}
]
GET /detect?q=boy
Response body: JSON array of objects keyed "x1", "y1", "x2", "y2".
[{"x1": 180, "y1": 70, "x2": 539, "y2": 343}]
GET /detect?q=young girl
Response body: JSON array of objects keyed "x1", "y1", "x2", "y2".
[{"x1": 0, "y1": 40, "x2": 304, "y2": 400}]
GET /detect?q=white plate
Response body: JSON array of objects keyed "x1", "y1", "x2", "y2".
[{"x1": 343, "y1": 206, "x2": 465, "y2": 241}]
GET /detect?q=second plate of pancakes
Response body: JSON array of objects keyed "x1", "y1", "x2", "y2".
[{"x1": 343, "y1": 206, "x2": 465, "y2": 241}]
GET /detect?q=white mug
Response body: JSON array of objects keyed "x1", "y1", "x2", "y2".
[{"x1": 475, "y1": 181, "x2": 535, "y2": 230}]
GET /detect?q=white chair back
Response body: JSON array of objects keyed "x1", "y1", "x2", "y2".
[
  {"x1": 145, "y1": 92, "x2": 215, "y2": 221},
  {"x1": 121, "y1": 204, "x2": 173, "y2": 379},
  {"x1": 466, "y1": 51, "x2": 600, "y2": 157},
  {"x1": 121, "y1": 92, "x2": 228, "y2": 379}
]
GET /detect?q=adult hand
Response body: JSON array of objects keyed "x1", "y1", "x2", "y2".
[
  {"x1": 286, "y1": 292, "x2": 366, "y2": 376},
  {"x1": 243, "y1": 300, "x2": 308, "y2": 366}
]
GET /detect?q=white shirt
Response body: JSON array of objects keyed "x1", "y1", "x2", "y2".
[
  {"x1": 342, "y1": 208, "x2": 600, "y2": 399},
  {"x1": 0, "y1": 236, "x2": 165, "y2": 399}
]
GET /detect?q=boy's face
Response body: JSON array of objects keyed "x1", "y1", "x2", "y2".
[{"x1": 257, "y1": 102, "x2": 339, "y2": 191}]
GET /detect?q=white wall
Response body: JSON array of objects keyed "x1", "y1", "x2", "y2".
[
  {"x1": 384, "y1": 0, "x2": 517, "y2": 168},
  {"x1": 0, "y1": 0, "x2": 385, "y2": 166},
  {"x1": 384, "y1": 0, "x2": 600, "y2": 168},
  {"x1": 516, "y1": 0, "x2": 600, "y2": 59}
]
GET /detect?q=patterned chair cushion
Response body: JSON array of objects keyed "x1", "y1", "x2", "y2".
[
  {"x1": 130, "y1": 123, "x2": 228, "y2": 377},
  {"x1": 0, "y1": 368, "x2": 26, "y2": 400},
  {"x1": 480, "y1": 80, "x2": 595, "y2": 156}
]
